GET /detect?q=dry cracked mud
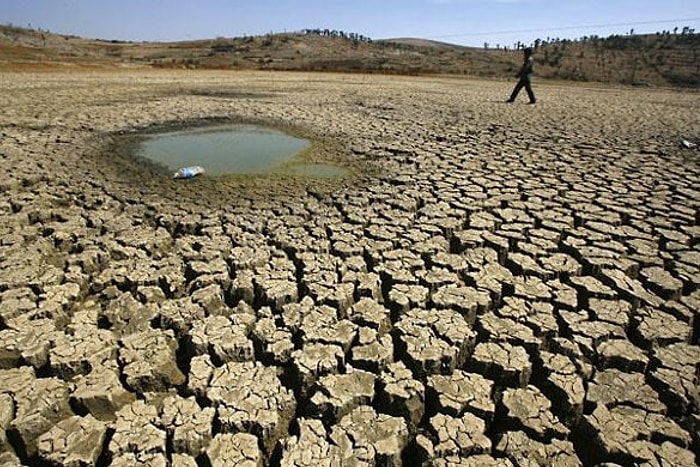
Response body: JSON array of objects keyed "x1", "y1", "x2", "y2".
[{"x1": 0, "y1": 70, "x2": 699, "y2": 466}]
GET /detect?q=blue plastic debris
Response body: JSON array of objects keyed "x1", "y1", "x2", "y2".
[{"x1": 173, "y1": 166, "x2": 205, "y2": 179}]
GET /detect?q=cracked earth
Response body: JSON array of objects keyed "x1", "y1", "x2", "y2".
[{"x1": 0, "y1": 70, "x2": 698, "y2": 466}]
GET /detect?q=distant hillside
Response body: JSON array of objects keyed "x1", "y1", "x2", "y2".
[
  {"x1": 1, "y1": 25, "x2": 698, "y2": 87},
  {"x1": 379, "y1": 37, "x2": 472, "y2": 51},
  {"x1": 528, "y1": 32, "x2": 700, "y2": 87}
]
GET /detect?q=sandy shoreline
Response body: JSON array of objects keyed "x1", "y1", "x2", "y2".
[{"x1": 0, "y1": 70, "x2": 699, "y2": 465}]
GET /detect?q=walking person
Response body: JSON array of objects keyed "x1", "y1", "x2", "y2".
[{"x1": 507, "y1": 47, "x2": 536, "y2": 104}]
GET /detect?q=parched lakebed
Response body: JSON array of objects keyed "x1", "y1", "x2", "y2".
[{"x1": 0, "y1": 70, "x2": 699, "y2": 466}]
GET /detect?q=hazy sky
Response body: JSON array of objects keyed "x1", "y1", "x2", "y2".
[{"x1": 2, "y1": 0, "x2": 699, "y2": 47}]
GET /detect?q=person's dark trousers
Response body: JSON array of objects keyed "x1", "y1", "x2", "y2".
[{"x1": 508, "y1": 79, "x2": 536, "y2": 103}]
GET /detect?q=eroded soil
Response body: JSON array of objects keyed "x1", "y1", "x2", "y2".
[{"x1": 0, "y1": 70, "x2": 699, "y2": 466}]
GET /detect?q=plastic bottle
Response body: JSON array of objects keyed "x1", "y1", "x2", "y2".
[{"x1": 173, "y1": 166, "x2": 205, "y2": 179}]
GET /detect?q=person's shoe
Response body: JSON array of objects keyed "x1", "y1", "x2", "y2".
[
  {"x1": 528, "y1": 100, "x2": 536, "y2": 104},
  {"x1": 506, "y1": 99, "x2": 514, "y2": 103}
]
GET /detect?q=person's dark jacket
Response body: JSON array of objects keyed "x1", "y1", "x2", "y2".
[{"x1": 517, "y1": 56, "x2": 534, "y2": 81}]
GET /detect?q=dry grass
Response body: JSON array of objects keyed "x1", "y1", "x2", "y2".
[{"x1": 1, "y1": 25, "x2": 698, "y2": 87}]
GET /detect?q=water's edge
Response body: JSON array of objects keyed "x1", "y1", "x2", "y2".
[{"x1": 134, "y1": 123, "x2": 347, "y2": 178}]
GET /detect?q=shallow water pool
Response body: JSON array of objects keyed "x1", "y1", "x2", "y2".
[{"x1": 135, "y1": 124, "x2": 344, "y2": 177}]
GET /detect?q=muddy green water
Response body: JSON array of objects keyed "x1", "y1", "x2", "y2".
[{"x1": 136, "y1": 124, "x2": 346, "y2": 177}]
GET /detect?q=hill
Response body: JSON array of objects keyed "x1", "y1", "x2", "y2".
[
  {"x1": 1, "y1": 25, "x2": 698, "y2": 87},
  {"x1": 378, "y1": 37, "x2": 472, "y2": 51}
]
